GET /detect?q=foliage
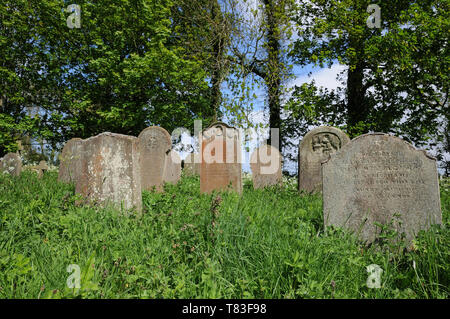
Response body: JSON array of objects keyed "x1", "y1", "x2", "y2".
[
  {"x1": 0, "y1": 171, "x2": 448, "y2": 298},
  {"x1": 286, "y1": 0, "x2": 449, "y2": 163}
]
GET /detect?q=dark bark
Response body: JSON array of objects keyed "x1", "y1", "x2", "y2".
[{"x1": 263, "y1": 0, "x2": 282, "y2": 152}]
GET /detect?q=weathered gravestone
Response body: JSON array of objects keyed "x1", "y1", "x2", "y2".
[
  {"x1": 138, "y1": 126, "x2": 172, "y2": 192},
  {"x1": 75, "y1": 132, "x2": 142, "y2": 212},
  {"x1": 299, "y1": 126, "x2": 350, "y2": 193},
  {"x1": 163, "y1": 150, "x2": 181, "y2": 184},
  {"x1": 58, "y1": 138, "x2": 84, "y2": 183},
  {"x1": 322, "y1": 133, "x2": 442, "y2": 245},
  {"x1": 0, "y1": 153, "x2": 22, "y2": 176},
  {"x1": 250, "y1": 144, "x2": 282, "y2": 189},
  {"x1": 200, "y1": 122, "x2": 242, "y2": 194},
  {"x1": 184, "y1": 153, "x2": 201, "y2": 176},
  {"x1": 29, "y1": 160, "x2": 49, "y2": 178}
]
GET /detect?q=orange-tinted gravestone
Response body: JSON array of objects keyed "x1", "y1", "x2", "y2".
[
  {"x1": 200, "y1": 122, "x2": 242, "y2": 194},
  {"x1": 298, "y1": 126, "x2": 350, "y2": 193},
  {"x1": 250, "y1": 145, "x2": 282, "y2": 189},
  {"x1": 138, "y1": 126, "x2": 171, "y2": 191}
]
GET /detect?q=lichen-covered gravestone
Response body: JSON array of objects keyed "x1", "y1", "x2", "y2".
[
  {"x1": 200, "y1": 122, "x2": 242, "y2": 194},
  {"x1": 184, "y1": 153, "x2": 201, "y2": 176},
  {"x1": 75, "y1": 132, "x2": 142, "y2": 212},
  {"x1": 138, "y1": 126, "x2": 172, "y2": 192},
  {"x1": 163, "y1": 150, "x2": 181, "y2": 184},
  {"x1": 322, "y1": 133, "x2": 442, "y2": 245},
  {"x1": 250, "y1": 144, "x2": 282, "y2": 189},
  {"x1": 58, "y1": 138, "x2": 84, "y2": 183},
  {"x1": 298, "y1": 126, "x2": 350, "y2": 193},
  {"x1": 0, "y1": 153, "x2": 22, "y2": 176}
]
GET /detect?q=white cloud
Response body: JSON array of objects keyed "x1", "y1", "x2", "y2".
[{"x1": 289, "y1": 63, "x2": 347, "y2": 92}]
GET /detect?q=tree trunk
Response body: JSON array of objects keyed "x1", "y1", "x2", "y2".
[{"x1": 263, "y1": 0, "x2": 282, "y2": 152}]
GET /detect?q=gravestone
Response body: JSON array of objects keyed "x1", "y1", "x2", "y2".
[
  {"x1": 58, "y1": 138, "x2": 84, "y2": 183},
  {"x1": 0, "y1": 153, "x2": 22, "y2": 176},
  {"x1": 29, "y1": 160, "x2": 49, "y2": 178},
  {"x1": 75, "y1": 132, "x2": 142, "y2": 212},
  {"x1": 138, "y1": 126, "x2": 172, "y2": 192},
  {"x1": 184, "y1": 153, "x2": 201, "y2": 176},
  {"x1": 322, "y1": 133, "x2": 442, "y2": 245},
  {"x1": 250, "y1": 144, "x2": 282, "y2": 189},
  {"x1": 299, "y1": 126, "x2": 350, "y2": 193},
  {"x1": 163, "y1": 150, "x2": 181, "y2": 184},
  {"x1": 200, "y1": 122, "x2": 242, "y2": 194}
]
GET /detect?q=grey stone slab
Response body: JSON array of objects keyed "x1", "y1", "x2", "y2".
[
  {"x1": 75, "y1": 132, "x2": 142, "y2": 212},
  {"x1": 322, "y1": 133, "x2": 442, "y2": 245},
  {"x1": 0, "y1": 153, "x2": 22, "y2": 176},
  {"x1": 250, "y1": 145, "x2": 282, "y2": 189},
  {"x1": 138, "y1": 126, "x2": 172, "y2": 192},
  {"x1": 58, "y1": 138, "x2": 84, "y2": 183},
  {"x1": 163, "y1": 150, "x2": 181, "y2": 184}
]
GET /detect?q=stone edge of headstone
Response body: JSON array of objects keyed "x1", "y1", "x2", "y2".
[
  {"x1": 299, "y1": 125, "x2": 351, "y2": 150},
  {"x1": 321, "y1": 132, "x2": 437, "y2": 166}
]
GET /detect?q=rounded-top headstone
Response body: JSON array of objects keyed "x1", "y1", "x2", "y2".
[
  {"x1": 322, "y1": 133, "x2": 442, "y2": 245},
  {"x1": 299, "y1": 126, "x2": 350, "y2": 193},
  {"x1": 138, "y1": 126, "x2": 172, "y2": 191},
  {"x1": 1, "y1": 153, "x2": 22, "y2": 176},
  {"x1": 200, "y1": 122, "x2": 242, "y2": 194}
]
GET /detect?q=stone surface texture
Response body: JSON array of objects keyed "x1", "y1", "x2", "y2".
[
  {"x1": 58, "y1": 138, "x2": 84, "y2": 183},
  {"x1": 200, "y1": 122, "x2": 242, "y2": 194},
  {"x1": 250, "y1": 144, "x2": 282, "y2": 189},
  {"x1": 322, "y1": 133, "x2": 442, "y2": 245},
  {"x1": 163, "y1": 150, "x2": 181, "y2": 184},
  {"x1": 299, "y1": 126, "x2": 350, "y2": 193},
  {"x1": 138, "y1": 126, "x2": 172, "y2": 191},
  {"x1": 0, "y1": 153, "x2": 22, "y2": 176},
  {"x1": 184, "y1": 153, "x2": 201, "y2": 176},
  {"x1": 75, "y1": 132, "x2": 142, "y2": 212}
]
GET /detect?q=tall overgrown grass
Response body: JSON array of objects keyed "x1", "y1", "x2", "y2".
[{"x1": 0, "y1": 171, "x2": 448, "y2": 298}]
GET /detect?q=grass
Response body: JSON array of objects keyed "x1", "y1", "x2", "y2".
[{"x1": 0, "y1": 171, "x2": 448, "y2": 299}]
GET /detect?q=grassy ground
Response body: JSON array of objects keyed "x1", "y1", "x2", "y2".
[{"x1": 0, "y1": 171, "x2": 448, "y2": 299}]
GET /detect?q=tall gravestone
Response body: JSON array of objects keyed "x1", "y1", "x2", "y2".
[
  {"x1": 0, "y1": 153, "x2": 22, "y2": 176},
  {"x1": 138, "y1": 126, "x2": 172, "y2": 192},
  {"x1": 58, "y1": 138, "x2": 84, "y2": 183},
  {"x1": 250, "y1": 144, "x2": 282, "y2": 189},
  {"x1": 322, "y1": 133, "x2": 442, "y2": 245},
  {"x1": 184, "y1": 153, "x2": 201, "y2": 176},
  {"x1": 200, "y1": 122, "x2": 242, "y2": 194},
  {"x1": 75, "y1": 132, "x2": 142, "y2": 212},
  {"x1": 299, "y1": 126, "x2": 350, "y2": 193},
  {"x1": 163, "y1": 150, "x2": 181, "y2": 184}
]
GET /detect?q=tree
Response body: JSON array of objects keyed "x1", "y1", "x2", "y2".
[
  {"x1": 226, "y1": 0, "x2": 295, "y2": 153},
  {"x1": 287, "y1": 0, "x2": 448, "y2": 150},
  {"x1": 0, "y1": 0, "x2": 63, "y2": 157}
]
